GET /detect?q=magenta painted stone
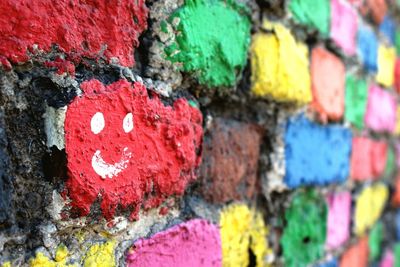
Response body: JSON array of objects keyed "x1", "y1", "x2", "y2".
[
  {"x1": 330, "y1": 0, "x2": 358, "y2": 55},
  {"x1": 325, "y1": 191, "x2": 351, "y2": 250},
  {"x1": 380, "y1": 250, "x2": 394, "y2": 267},
  {"x1": 365, "y1": 85, "x2": 397, "y2": 133},
  {"x1": 126, "y1": 219, "x2": 222, "y2": 267}
]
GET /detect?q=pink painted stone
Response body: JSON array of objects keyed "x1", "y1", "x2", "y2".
[
  {"x1": 380, "y1": 250, "x2": 394, "y2": 267},
  {"x1": 365, "y1": 84, "x2": 397, "y2": 133},
  {"x1": 325, "y1": 191, "x2": 351, "y2": 250},
  {"x1": 331, "y1": 0, "x2": 358, "y2": 55},
  {"x1": 126, "y1": 219, "x2": 222, "y2": 267}
]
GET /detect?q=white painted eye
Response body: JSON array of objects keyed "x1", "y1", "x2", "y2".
[
  {"x1": 91, "y1": 112, "x2": 105, "y2": 134},
  {"x1": 123, "y1": 113, "x2": 134, "y2": 133}
]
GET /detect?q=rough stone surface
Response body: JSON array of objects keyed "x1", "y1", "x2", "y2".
[
  {"x1": 0, "y1": 0, "x2": 148, "y2": 66},
  {"x1": 199, "y1": 118, "x2": 262, "y2": 203}
]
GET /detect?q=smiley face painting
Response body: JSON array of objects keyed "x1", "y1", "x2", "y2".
[{"x1": 64, "y1": 79, "x2": 203, "y2": 219}]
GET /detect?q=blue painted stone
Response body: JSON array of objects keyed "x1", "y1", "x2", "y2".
[
  {"x1": 357, "y1": 25, "x2": 378, "y2": 72},
  {"x1": 315, "y1": 258, "x2": 338, "y2": 267},
  {"x1": 284, "y1": 114, "x2": 352, "y2": 188},
  {"x1": 379, "y1": 16, "x2": 396, "y2": 45},
  {"x1": 396, "y1": 210, "x2": 400, "y2": 240}
]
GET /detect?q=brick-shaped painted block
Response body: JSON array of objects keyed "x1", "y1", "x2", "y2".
[
  {"x1": 284, "y1": 114, "x2": 352, "y2": 188},
  {"x1": 331, "y1": 0, "x2": 358, "y2": 55},
  {"x1": 350, "y1": 137, "x2": 388, "y2": 180},
  {"x1": 220, "y1": 204, "x2": 271, "y2": 267},
  {"x1": 354, "y1": 183, "x2": 388, "y2": 236},
  {"x1": 365, "y1": 84, "x2": 397, "y2": 133},
  {"x1": 65, "y1": 79, "x2": 203, "y2": 219},
  {"x1": 200, "y1": 118, "x2": 262, "y2": 203},
  {"x1": 344, "y1": 74, "x2": 368, "y2": 129},
  {"x1": 376, "y1": 45, "x2": 396, "y2": 88},
  {"x1": 339, "y1": 236, "x2": 369, "y2": 267},
  {"x1": 281, "y1": 189, "x2": 327, "y2": 267},
  {"x1": 126, "y1": 219, "x2": 221, "y2": 267},
  {"x1": 0, "y1": 0, "x2": 148, "y2": 66},
  {"x1": 311, "y1": 47, "x2": 345, "y2": 121},
  {"x1": 289, "y1": 0, "x2": 330, "y2": 36},
  {"x1": 251, "y1": 21, "x2": 311, "y2": 104},
  {"x1": 326, "y1": 191, "x2": 352, "y2": 250},
  {"x1": 165, "y1": 0, "x2": 251, "y2": 87},
  {"x1": 379, "y1": 16, "x2": 396, "y2": 45},
  {"x1": 358, "y1": 25, "x2": 378, "y2": 72},
  {"x1": 369, "y1": 221, "x2": 383, "y2": 261}
]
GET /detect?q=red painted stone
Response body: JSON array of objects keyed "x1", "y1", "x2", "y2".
[
  {"x1": 64, "y1": 79, "x2": 203, "y2": 219},
  {"x1": 351, "y1": 137, "x2": 387, "y2": 181},
  {"x1": 311, "y1": 47, "x2": 345, "y2": 121},
  {"x1": 394, "y1": 59, "x2": 400, "y2": 94},
  {"x1": 0, "y1": 0, "x2": 148, "y2": 66},
  {"x1": 44, "y1": 57, "x2": 75, "y2": 76},
  {"x1": 392, "y1": 173, "x2": 400, "y2": 206}
]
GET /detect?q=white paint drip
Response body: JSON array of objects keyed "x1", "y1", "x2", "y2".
[
  {"x1": 123, "y1": 113, "x2": 134, "y2": 133},
  {"x1": 91, "y1": 112, "x2": 105, "y2": 134},
  {"x1": 91, "y1": 147, "x2": 132, "y2": 179}
]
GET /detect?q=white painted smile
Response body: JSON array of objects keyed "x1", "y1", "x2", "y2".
[{"x1": 91, "y1": 147, "x2": 132, "y2": 179}]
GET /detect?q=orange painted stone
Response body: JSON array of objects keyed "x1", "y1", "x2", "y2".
[
  {"x1": 392, "y1": 173, "x2": 400, "y2": 206},
  {"x1": 340, "y1": 236, "x2": 369, "y2": 267},
  {"x1": 311, "y1": 47, "x2": 345, "y2": 121}
]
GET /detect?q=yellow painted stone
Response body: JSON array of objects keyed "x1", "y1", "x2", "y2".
[
  {"x1": 29, "y1": 245, "x2": 76, "y2": 267},
  {"x1": 1, "y1": 262, "x2": 11, "y2": 267},
  {"x1": 83, "y1": 240, "x2": 116, "y2": 267},
  {"x1": 376, "y1": 45, "x2": 396, "y2": 88},
  {"x1": 220, "y1": 204, "x2": 271, "y2": 267},
  {"x1": 251, "y1": 21, "x2": 311, "y2": 105},
  {"x1": 354, "y1": 183, "x2": 389, "y2": 236}
]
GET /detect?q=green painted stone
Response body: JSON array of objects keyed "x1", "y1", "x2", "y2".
[
  {"x1": 368, "y1": 221, "x2": 383, "y2": 262},
  {"x1": 396, "y1": 31, "x2": 400, "y2": 55},
  {"x1": 344, "y1": 74, "x2": 368, "y2": 130},
  {"x1": 289, "y1": 0, "x2": 330, "y2": 36},
  {"x1": 385, "y1": 147, "x2": 396, "y2": 177},
  {"x1": 395, "y1": 243, "x2": 400, "y2": 267},
  {"x1": 165, "y1": 0, "x2": 251, "y2": 87},
  {"x1": 281, "y1": 189, "x2": 327, "y2": 267}
]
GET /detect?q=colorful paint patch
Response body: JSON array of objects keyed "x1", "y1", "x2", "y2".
[
  {"x1": 394, "y1": 59, "x2": 400, "y2": 93},
  {"x1": 392, "y1": 174, "x2": 400, "y2": 206},
  {"x1": 289, "y1": 0, "x2": 330, "y2": 36},
  {"x1": 0, "y1": 0, "x2": 148, "y2": 66},
  {"x1": 30, "y1": 245, "x2": 74, "y2": 267},
  {"x1": 350, "y1": 137, "x2": 388, "y2": 180},
  {"x1": 380, "y1": 16, "x2": 396, "y2": 45},
  {"x1": 284, "y1": 114, "x2": 352, "y2": 188},
  {"x1": 83, "y1": 240, "x2": 116, "y2": 267},
  {"x1": 395, "y1": 243, "x2": 400, "y2": 267},
  {"x1": 358, "y1": 25, "x2": 378, "y2": 72},
  {"x1": 281, "y1": 189, "x2": 327, "y2": 267},
  {"x1": 200, "y1": 118, "x2": 262, "y2": 203},
  {"x1": 220, "y1": 204, "x2": 271, "y2": 267},
  {"x1": 344, "y1": 74, "x2": 368, "y2": 129},
  {"x1": 326, "y1": 191, "x2": 351, "y2": 250},
  {"x1": 354, "y1": 183, "x2": 389, "y2": 236},
  {"x1": 311, "y1": 47, "x2": 345, "y2": 121},
  {"x1": 165, "y1": 0, "x2": 251, "y2": 87},
  {"x1": 126, "y1": 219, "x2": 221, "y2": 267},
  {"x1": 317, "y1": 258, "x2": 338, "y2": 267},
  {"x1": 330, "y1": 0, "x2": 358, "y2": 55},
  {"x1": 376, "y1": 45, "x2": 396, "y2": 88},
  {"x1": 339, "y1": 236, "x2": 369, "y2": 267},
  {"x1": 65, "y1": 79, "x2": 203, "y2": 219},
  {"x1": 251, "y1": 21, "x2": 311, "y2": 104},
  {"x1": 369, "y1": 222, "x2": 383, "y2": 261},
  {"x1": 365, "y1": 84, "x2": 397, "y2": 133},
  {"x1": 380, "y1": 250, "x2": 394, "y2": 267}
]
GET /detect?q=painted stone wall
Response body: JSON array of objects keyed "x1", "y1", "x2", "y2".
[{"x1": 1, "y1": 0, "x2": 400, "y2": 266}]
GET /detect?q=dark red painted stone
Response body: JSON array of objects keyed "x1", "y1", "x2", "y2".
[
  {"x1": 64, "y1": 79, "x2": 203, "y2": 219},
  {"x1": 0, "y1": 0, "x2": 148, "y2": 66}
]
